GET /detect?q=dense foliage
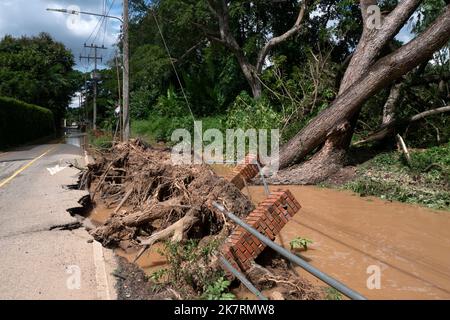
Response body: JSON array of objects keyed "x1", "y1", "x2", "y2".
[
  {"x1": 0, "y1": 33, "x2": 80, "y2": 126},
  {"x1": 0, "y1": 96, "x2": 55, "y2": 148}
]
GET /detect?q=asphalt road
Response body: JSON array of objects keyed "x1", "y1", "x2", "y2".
[{"x1": 0, "y1": 142, "x2": 116, "y2": 300}]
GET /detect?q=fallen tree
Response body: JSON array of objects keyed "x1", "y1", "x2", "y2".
[{"x1": 271, "y1": 2, "x2": 450, "y2": 184}]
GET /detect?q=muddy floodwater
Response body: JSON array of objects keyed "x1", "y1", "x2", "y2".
[
  {"x1": 242, "y1": 185, "x2": 450, "y2": 300},
  {"x1": 88, "y1": 165, "x2": 450, "y2": 300},
  {"x1": 64, "y1": 132, "x2": 87, "y2": 150}
]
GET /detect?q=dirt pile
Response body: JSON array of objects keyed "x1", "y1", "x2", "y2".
[{"x1": 79, "y1": 139, "x2": 321, "y2": 300}]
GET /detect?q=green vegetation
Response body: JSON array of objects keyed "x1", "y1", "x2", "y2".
[
  {"x1": 0, "y1": 96, "x2": 54, "y2": 149},
  {"x1": 323, "y1": 287, "x2": 343, "y2": 300},
  {"x1": 0, "y1": 33, "x2": 80, "y2": 125},
  {"x1": 290, "y1": 237, "x2": 314, "y2": 251},
  {"x1": 152, "y1": 239, "x2": 234, "y2": 299},
  {"x1": 202, "y1": 277, "x2": 235, "y2": 300},
  {"x1": 132, "y1": 113, "x2": 226, "y2": 145},
  {"x1": 345, "y1": 144, "x2": 450, "y2": 210},
  {"x1": 87, "y1": 131, "x2": 114, "y2": 150}
]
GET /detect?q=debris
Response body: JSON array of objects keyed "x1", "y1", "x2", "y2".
[{"x1": 79, "y1": 139, "x2": 321, "y2": 299}]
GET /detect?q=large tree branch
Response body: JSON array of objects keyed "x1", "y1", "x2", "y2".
[
  {"x1": 255, "y1": 0, "x2": 307, "y2": 73},
  {"x1": 278, "y1": 5, "x2": 450, "y2": 168},
  {"x1": 353, "y1": 106, "x2": 450, "y2": 146},
  {"x1": 339, "y1": 0, "x2": 422, "y2": 94}
]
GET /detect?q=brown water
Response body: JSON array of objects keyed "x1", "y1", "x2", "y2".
[
  {"x1": 242, "y1": 185, "x2": 450, "y2": 300},
  {"x1": 89, "y1": 205, "x2": 169, "y2": 276},
  {"x1": 116, "y1": 244, "x2": 168, "y2": 276}
]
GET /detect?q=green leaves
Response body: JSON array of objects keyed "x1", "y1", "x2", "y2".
[
  {"x1": 226, "y1": 91, "x2": 281, "y2": 130},
  {"x1": 0, "y1": 96, "x2": 55, "y2": 148},
  {"x1": 202, "y1": 277, "x2": 235, "y2": 300},
  {"x1": 0, "y1": 33, "x2": 76, "y2": 124},
  {"x1": 290, "y1": 237, "x2": 314, "y2": 251}
]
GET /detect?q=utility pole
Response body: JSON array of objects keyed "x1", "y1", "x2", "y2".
[
  {"x1": 80, "y1": 44, "x2": 107, "y2": 130},
  {"x1": 122, "y1": 0, "x2": 130, "y2": 141},
  {"x1": 46, "y1": 6, "x2": 129, "y2": 138}
]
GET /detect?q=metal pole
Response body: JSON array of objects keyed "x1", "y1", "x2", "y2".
[
  {"x1": 46, "y1": 8, "x2": 123, "y2": 23},
  {"x1": 212, "y1": 202, "x2": 367, "y2": 300},
  {"x1": 219, "y1": 256, "x2": 268, "y2": 300},
  {"x1": 255, "y1": 161, "x2": 270, "y2": 196},
  {"x1": 122, "y1": 0, "x2": 130, "y2": 141},
  {"x1": 93, "y1": 46, "x2": 97, "y2": 130}
]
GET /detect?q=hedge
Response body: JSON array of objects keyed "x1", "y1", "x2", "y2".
[{"x1": 0, "y1": 96, "x2": 55, "y2": 149}]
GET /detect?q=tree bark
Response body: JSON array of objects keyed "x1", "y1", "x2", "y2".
[
  {"x1": 205, "y1": 0, "x2": 307, "y2": 98},
  {"x1": 277, "y1": 4, "x2": 450, "y2": 172},
  {"x1": 276, "y1": 1, "x2": 424, "y2": 183},
  {"x1": 382, "y1": 82, "x2": 403, "y2": 125}
]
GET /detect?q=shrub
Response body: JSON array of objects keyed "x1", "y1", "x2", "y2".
[
  {"x1": 226, "y1": 91, "x2": 281, "y2": 130},
  {"x1": 0, "y1": 96, "x2": 55, "y2": 149},
  {"x1": 132, "y1": 113, "x2": 226, "y2": 144}
]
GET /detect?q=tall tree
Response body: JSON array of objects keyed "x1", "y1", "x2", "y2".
[
  {"x1": 203, "y1": 0, "x2": 307, "y2": 98},
  {"x1": 0, "y1": 33, "x2": 78, "y2": 125},
  {"x1": 272, "y1": 2, "x2": 450, "y2": 183}
]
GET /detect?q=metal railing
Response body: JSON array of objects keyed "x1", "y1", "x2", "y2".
[
  {"x1": 219, "y1": 256, "x2": 268, "y2": 300},
  {"x1": 213, "y1": 201, "x2": 367, "y2": 300}
]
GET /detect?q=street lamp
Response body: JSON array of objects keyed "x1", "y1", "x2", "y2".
[{"x1": 47, "y1": 3, "x2": 130, "y2": 141}]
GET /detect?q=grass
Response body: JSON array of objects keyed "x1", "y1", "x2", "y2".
[
  {"x1": 132, "y1": 113, "x2": 226, "y2": 145},
  {"x1": 87, "y1": 130, "x2": 114, "y2": 149},
  {"x1": 344, "y1": 143, "x2": 450, "y2": 211}
]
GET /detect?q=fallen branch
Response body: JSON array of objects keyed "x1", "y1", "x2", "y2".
[
  {"x1": 353, "y1": 106, "x2": 450, "y2": 146},
  {"x1": 396, "y1": 134, "x2": 412, "y2": 167}
]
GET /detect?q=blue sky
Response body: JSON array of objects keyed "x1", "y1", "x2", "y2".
[{"x1": 0, "y1": 0, "x2": 123, "y2": 71}]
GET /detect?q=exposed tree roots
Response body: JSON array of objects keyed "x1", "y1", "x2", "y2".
[{"x1": 79, "y1": 139, "x2": 322, "y2": 300}]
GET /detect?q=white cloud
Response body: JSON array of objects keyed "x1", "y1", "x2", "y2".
[{"x1": 0, "y1": 0, "x2": 122, "y2": 70}]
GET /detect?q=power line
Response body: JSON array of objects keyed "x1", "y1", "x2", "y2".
[{"x1": 149, "y1": 8, "x2": 197, "y2": 128}]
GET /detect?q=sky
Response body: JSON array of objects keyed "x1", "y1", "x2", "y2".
[
  {"x1": 0, "y1": 0, "x2": 123, "y2": 72},
  {"x1": 0, "y1": 0, "x2": 414, "y2": 108}
]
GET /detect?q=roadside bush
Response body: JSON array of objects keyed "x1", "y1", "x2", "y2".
[
  {"x1": 154, "y1": 87, "x2": 188, "y2": 117},
  {"x1": 0, "y1": 96, "x2": 55, "y2": 149},
  {"x1": 132, "y1": 113, "x2": 226, "y2": 144}
]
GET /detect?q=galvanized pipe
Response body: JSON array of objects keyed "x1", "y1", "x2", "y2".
[
  {"x1": 213, "y1": 202, "x2": 367, "y2": 300},
  {"x1": 219, "y1": 256, "x2": 268, "y2": 300},
  {"x1": 255, "y1": 161, "x2": 270, "y2": 196}
]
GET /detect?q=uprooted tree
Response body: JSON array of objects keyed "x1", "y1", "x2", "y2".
[
  {"x1": 83, "y1": 140, "x2": 321, "y2": 299},
  {"x1": 269, "y1": 1, "x2": 450, "y2": 184}
]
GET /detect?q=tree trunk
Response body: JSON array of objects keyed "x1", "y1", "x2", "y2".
[
  {"x1": 276, "y1": 4, "x2": 450, "y2": 174},
  {"x1": 293, "y1": 0, "x2": 423, "y2": 180},
  {"x1": 382, "y1": 83, "x2": 403, "y2": 125},
  {"x1": 205, "y1": 0, "x2": 306, "y2": 99},
  {"x1": 267, "y1": 122, "x2": 351, "y2": 184}
]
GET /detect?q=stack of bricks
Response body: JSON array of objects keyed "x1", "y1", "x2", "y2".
[
  {"x1": 224, "y1": 154, "x2": 259, "y2": 190},
  {"x1": 221, "y1": 189, "x2": 301, "y2": 273}
]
